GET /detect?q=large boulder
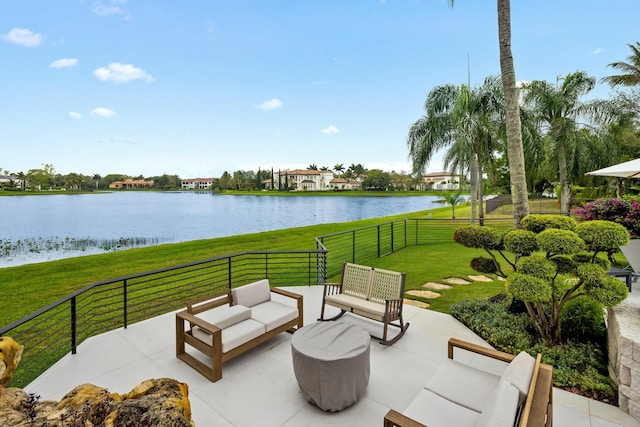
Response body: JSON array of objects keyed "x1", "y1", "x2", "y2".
[{"x1": 0, "y1": 337, "x2": 24, "y2": 387}]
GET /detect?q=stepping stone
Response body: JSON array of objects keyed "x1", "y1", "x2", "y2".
[
  {"x1": 404, "y1": 298, "x2": 430, "y2": 309},
  {"x1": 497, "y1": 276, "x2": 506, "y2": 281},
  {"x1": 406, "y1": 290, "x2": 441, "y2": 299},
  {"x1": 444, "y1": 277, "x2": 471, "y2": 285},
  {"x1": 468, "y1": 275, "x2": 493, "y2": 282},
  {"x1": 422, "y1": 282, "x2": 452, "y2": 290}
]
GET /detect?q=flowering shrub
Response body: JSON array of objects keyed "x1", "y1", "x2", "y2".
[{"x1": 572, "y1": 198, "x2": 640, "y2": 238}]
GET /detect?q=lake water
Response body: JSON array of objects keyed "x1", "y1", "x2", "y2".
[{"x1": 1, "y1": 191, "x2": 445, "y2": 267}]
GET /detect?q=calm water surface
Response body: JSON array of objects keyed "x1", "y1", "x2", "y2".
[{"x1": 1, "y1": 192, "x2": 444, "y2": 267}]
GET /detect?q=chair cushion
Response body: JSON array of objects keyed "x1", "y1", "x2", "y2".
[
  {"x1": 197, "y1": 304, "x2": 251, "y2": 330},
  {"x1": 232, "y1": 279, "x2": 271, "y2": 307},
  {"x1": 191, "y1": 318, "x2": 265, "y2": 353},
  {"x1": 500, "y1": 351, "x2": 536, "y2": 403},
  {"x1": 403, "y1": 388, "x2": 480, "y2": 427},
  {"x1": 474, "y1": 381, "x2": 520, "y2": 427},
  {"x1": 425, "y1": 358, "x2": 500, "y2": 412},
  {"x1": 250, "y1": 300, "x2": 298, "y2": 332},
  {"x1": 324, "y1": 294, "x2": 385, "y2": 320}
]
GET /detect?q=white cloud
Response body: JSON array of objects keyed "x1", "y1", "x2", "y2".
[
  {"x1": 253, "y1": 98, "x2": 283, "y2": 111},
  {"x1": 1, "y1": 28, "x2": 43, "y2": 47},
  {"x1": 92, "y1": 0, "x2": 131, "y2": 19},
  {"x1": 592, "y1": 48, "x2": 603, "y2": 55},
  {"x1": 90, "y1": 108, "x2": 117, "y2": 118},
  {"x1": 321, "y1": 125, "x2": 340, "y2": 135},
  {"x1": 93, "y1": 63, "x2": 154, "y2": 83},
  {"x1": 49, "y1": 58, "x2": 78, "y2": 69},
  {"x1": 68, "y1": 111, "x2": 83, "y2": 120}
]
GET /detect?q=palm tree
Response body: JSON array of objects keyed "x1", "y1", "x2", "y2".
[
  {"x1": 408, "y1": 77, "x2": 503, "y2": 224},
  {"x1": 308, "y1": 164, "x2": 318, "y2": 170},
  {"x1": 448, "y1": 0, "x2": 529, "y2": 228},
  {"x1": 443, "y1": 192, "x2": 465, "y2": 219},
  {"x1": 522, "y1": 71, "x2": 611, "y2": 213},
  {"x1": 334, "y1": 164, "x2": 344, "y2": 177},
  {"x1": 602, "y1": 42, "x2": 640, "y2": 87}
]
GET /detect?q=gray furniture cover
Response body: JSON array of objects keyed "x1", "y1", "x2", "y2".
[{"x1": 291, "y1": 321, "x2": 370, "y2": 411}]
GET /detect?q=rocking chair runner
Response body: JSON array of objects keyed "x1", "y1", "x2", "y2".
[{"x1": 319, "y1": 263, "x2": 409, "y2": 345}]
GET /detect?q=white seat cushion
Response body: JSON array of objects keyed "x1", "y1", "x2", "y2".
[
  {"x1": 324, "y1": 294, "x2": 385, "y2": 319},
  {"x1": 250, "y1": 300, "x2": 298, "y2": 332},
  {"x1": 474, "y1": 381, "x2": 520, "y2": 427},
  {"x1": 500, "y1": 351, "x2": 536, "y2": 403},
  {"x1": 197, "y1": 305, "x2": 252, "y2": 330},
  {"x1": 403, "y1": 389, "x2": 480, "y2": 427},
  {"x1": 192, "y1": 318, "x2": 265, "y2": 353},
  {"x1": 425, "y1": 358, "x2": 501, "y2": 412},
  {"x1": 232, "y1": 279, "x2": 271, "y2": 307}
]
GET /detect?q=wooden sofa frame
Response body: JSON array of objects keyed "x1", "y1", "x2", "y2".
[
  {"x1": 175, "y1": 286, "x2": 303, "y2": 382},
  {"x1": 384, "y1": 337, "x2": 553, "y2": 427},
  {"x1": 319, "y1": 262, "x2": 408, "y2": 345}
]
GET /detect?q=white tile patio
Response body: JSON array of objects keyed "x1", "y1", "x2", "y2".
[{"x1": 26, "y1": 286, "x2": 640, "y2": 427}]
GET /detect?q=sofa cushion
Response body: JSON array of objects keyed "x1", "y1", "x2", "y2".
[
  {"x1": 403, "y1": 388, "x2": 480, "y2": 427},
  {"x1": 250, "y1": 300, "x2": 298, "y2": 332},
  {"x1": 425, "y1": 358, "x2": 501, "y2": 412},
  {"x1": 191, "y1": 318, "x2": 266, "y2": 353},
  {"x1": 232, "y1": 279, "x2": 271, "y2": 307},
  {"x1": 500, "y1": 351, "x2": 536, "y2": 403},
  {"x1": 197, "y1": 305, "x2": 252, "y2": 330},
  {"x1": 474, "y1": 381, "x2": 520, "y2": 427}
]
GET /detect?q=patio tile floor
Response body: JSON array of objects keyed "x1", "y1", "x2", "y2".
[{"x1": 26, "y1": 286, "x2": 640, "y2": 427}]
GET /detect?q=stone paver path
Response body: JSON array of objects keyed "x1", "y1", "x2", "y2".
[
  {"x1": 403, "y1": 298, "x2": 430, "y2": 308},
  {"x1": 406, "y1": 290, "x2": 441, "y2": 299},
  {"x1": 422, "y1": 282, "x2": 452, "y2": 290},
  {"x1": 468, "y1": 275, "x2": 493, "y2": 282},
  {"x1": 444, "y1": 277, "x2": 471, "y2": 285}
]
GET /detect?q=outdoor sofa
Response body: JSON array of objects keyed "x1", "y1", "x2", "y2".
[{"x1": 175, "y1": 279, "x2": 303, "y2": 382}]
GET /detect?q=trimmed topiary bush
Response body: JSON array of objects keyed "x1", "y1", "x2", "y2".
[
  {"x1": 560, "y1": 297, "x2": 606, "y2": 343},
  {"x1": 456, "y1": 214, "x2": 630, "y2": 345}
]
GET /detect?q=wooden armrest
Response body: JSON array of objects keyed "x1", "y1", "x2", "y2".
[
  {"x1": 383, "y1": 410, "x2": 427, "y2": 427},
  {"x1": 176, "y1": 310, "x2": 222, "y2": 334},
  {"x1": 447, "y1": 337, "x2": 515, "y2": 363},
  {"x1": 270, "y1": 287, "x2": 303, "y2": 300}
]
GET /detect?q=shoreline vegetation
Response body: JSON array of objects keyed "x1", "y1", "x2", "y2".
[{"x1": 0, "y1": 189, "x2": 455, "y2": 197}]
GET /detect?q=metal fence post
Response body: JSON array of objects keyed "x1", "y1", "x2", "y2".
[
  {"x1": 123, "y1": 279, "x2": 128, "y2": 329},
  {"x1": 71, "y1": 296, "x2": 77, "y2": 355},
  {"x1": 377, "y1": 225, "x2": 381, "y2": 258}
]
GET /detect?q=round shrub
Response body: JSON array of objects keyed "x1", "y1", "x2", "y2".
[
  {"x1": 470, "y1": 257, "x2": 498, "y2": 274},
  {"x1": 583, "y1": 275, "x2": 628, "y2": 307},
  {"x1": 550, "y1": 255, "x2": 577, "y2": 275},
  {"x1": 572, "y1": 253, "x2": 610, "y2": 271},
  {"x1": 506, "y1": 273, "x2": 552, "y2": 302},
  {"x1": 521, "y1": 214, "x2": 577, "y2": 233},
  {"x1": 575, "y1": 220, "x2": 629, "y2": 253},
  {"x1": 503, "y1": 229, "x2": 538, "y2": 256},
  {"x1": 454, "y1": 226, "x2": 502, "y2": 249},
  {"x1": 516, "y1": 255, "x2": 557, "y2": 281},
  {"x1": 536, "y1": 229, "x2": 585, "y2": 255},
  {"x1": 560, "y1": 297, "x2": 605, "y2": 343}
]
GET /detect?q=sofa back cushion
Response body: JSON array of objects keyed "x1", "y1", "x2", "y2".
[
  {"x1": 500, "y1": 351, "x2": 536, "y2": 403},
  {"x1": 474, "y1": 381, "x2": 519, "y2": 427},
  {"x1": 232, "y1": 279, "x2": 271, "y2": 307}
]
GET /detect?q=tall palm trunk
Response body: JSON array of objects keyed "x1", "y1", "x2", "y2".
[
  {"x1": 556, "y1": 139, "x2": 571, "y2": 213},
  {"x1": 497, "y1": 0, "x2": 529, "y2": 228},
  {"x1": 469, "y1": 154, "x2": 479, "y2": 225}
]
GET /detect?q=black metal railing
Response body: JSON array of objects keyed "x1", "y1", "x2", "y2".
[
  {"x1": 316, "y1": 218, "x2": 513, "y2": 278},
  {"x1": 1, "y1": 250, "x2": 325, "y2": 388}
]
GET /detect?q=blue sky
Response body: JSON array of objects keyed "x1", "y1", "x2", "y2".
[{"x1": 1, "y1": 0, "x2": 639, "y2": 179}]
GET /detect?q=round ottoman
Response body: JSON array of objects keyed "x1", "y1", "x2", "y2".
[{"x1": 291, "y1": 321, "x2": 370, "y2": 412}]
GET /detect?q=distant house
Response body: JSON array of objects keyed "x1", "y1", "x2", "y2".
[
  {"x1": 329, "y1": 177, "x2": 362, "y2": 191},
  {"x1": 181, "y1": 178, "x2": 217, "y2": 190},
  {"x1": 109, "y1": 179, "x2": 154, "y2": 189},
  {"x1": 418, "y1": 172, "x2": 462, "y2": 191},
  {"x1": 272, "y1": 169, "x2": 334, "y2": 191}
]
